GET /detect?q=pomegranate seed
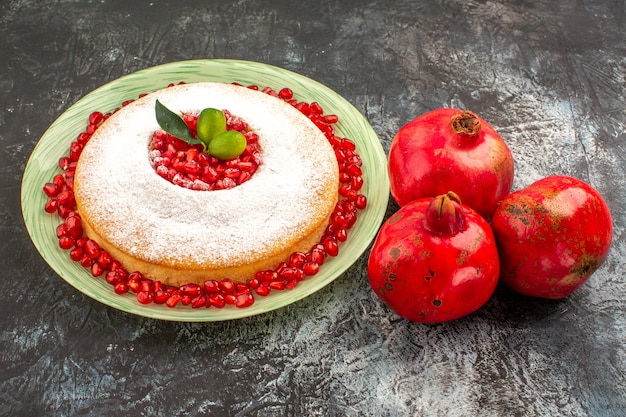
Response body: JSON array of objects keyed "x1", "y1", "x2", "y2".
[
  {"x1": 339, "y1": 183, "x2": 353, "y2": 198},
  {"x1": 136, "y1": 291, "x2": 153, "y2": 305},
  {"x1": 70, "y1": 247, "x2": 84, "y2": 262},
  {"x1": 322, "y1": 114, "x2": 339, "y2": 124},
  {"x1": 334, "y1": 149, "x2": 346, "y2": 164},
  {"x1": 279, "y1": 267, "x2": 299, "y2": 281},
  {"x1": 278, "y1": 87, "x2": 293, "y2": 100},
  {"x1": 69, "y1": 142, "x2": 83, "y2": 161},
  {"x1": 351, "y1": 175, "x2": 364, "y2": 191},
  {"x1": 345, "y1": 189, "x2": 358, "y2": 202},
  {"x1": 64, "y1": 177, "x2": 75, "y2": 191},
  {"x1": 79, "y1": 256, "x2": 93, "y2": 268},
  {"x1": 139, "y1": 279, "x2": 153, "y2": 293},
  {"x1": 77, "y1": 132, "x2": 91, "y2": 145},
  {"x1": 56, "y1": 190, "x2": 73, "y2": 206},
  {"x1": 343, "y1": 201, "x2": 356, "y2": 214},
  {"x1": 43, "y1": 183, "x2": 59, "y2": 197},
  {"x1": 235, "y1": 293, "x2": 254, "y2": 308},
  {"x1": 328, "y1": 135, "x2": 343, "y2": 148},
  {"x1": 256, "y1": 270, "x2": 278, "y2": 283},
  {"x1": 56, "y1": 223, "x2": 68, "y2": 238},
  {"x1": 184, "y1": 161, "x2": 202, "y2": 175},
  {"x1": 153, "y1": 280, "x2": 166, "y2": 292},
  {"x1": 91, "y1": 262, "x2": 105, "y2": 277},
  {"x1": 88, "y1": 111, "x2": 104, "y2": 126},
  {"x1": 344, "y1": 212, "x2": 357, "y2": 229},
  {"x1": 335, "y1": 228, "x2": 348, "y2": 242},
  {"x1": 114, "y1": 282, "x2": 129, "y2": 295},
  {"x1": 110, "y1": 261, "x2": 125, "y2": 274},
  {"x1": 345, "y1": 164, "x2": 362, "y2": 177},
  {"x1": 255, "y1": 285, "x2": 270, "y2": 296},
  {"x1": 186, "y1": 147, "x2": 199, "y2": 161},
  {"x1": 208, "y1": 293, "x2": 226, "y2": 308},
  {"x1": 58, "y1": 205, "x2": 75, "y2": 219},
  {"x1": 84, "y1": 239, "x2": 100, "y2": 259},
  {"x1": 96, "y1": 252, "x2": 112, "y2": 269},
  {"x1": 166, "y1": 293, "x2": 182, "y2": 308},
  {"x1": 285, "y1": 279, "x2": 299, "y2": 290},
  {"x1": 235, "y1": 284, "x2": 249, "y2": 294},
  {"x1": 331, "y1": 212, "x2": 348, "y2": 228},
  {"x1": 289, "y1": 252, "x2": 306, "y2": 268},
  {"x1": 191, "y1": 295, "x2": 207, "y2": 308},
  {"x1": 127, "y1": 272, "x2": 143, "y2": 293},
  {"x1": 295, "y1": 102, "x2": 310, "y2": 115},
  {"x1": 219, "y1": 279, "x2": 235, "y2": 294},
  {"x1": 51, "y1": 174, "x2": 64, "y2": 187},
  {"x1": 354, "y1": 194, "x2": 367, "y2": 210},
  {"x1": 203, "y1": 280, "x2": 220, "y2": 293},
  {"x1": 64, "y1": 216, "x2": 83, "y2": 239},
  {"x1": 303, "y1": 261, "x2": 320, "y2": 276},
  {"x1": 105, "y1": 271, "x2": 120, "y2": 285},
  {"x1": 322, "y1": 236, "x2": 339, "y2": 257},
  {"x1": 154, "y1": 290, "x2": 169, "y2": 304},
  {"x1": 181, "y1": 294, "x2": 193, "y2": 305},
  {"x1": 58, "y1": 157, "x2": 71, "y2": 171},
  {"x1": 224, "y1": 167, "x2": 240, "y2": 179},
  {"x1": 237, "y1": 171, "x2": 251, "y2": 184},
  {"x1": 310, "y1": 248, "x2": 325, "y2": 265},
  {"x1": 180, "y1": 283, "x2": 201, "y2": 297},
  {"x1": 58, "y1": 236, "x2": 74, "y2": 250},
  {"x1": 309, "y1": 102, "x2": 323, "y2": 115},
  {"x1": 275, "y1": 263, "x2": 288, "y2": 277},
  {"x1": 269, "y1": 281, "x2": 286, "y2": 290},
  {"x1": 262, "y1": 86, "x2": 277, "y2": 96},
  {"x1": 44, "y1": 199, "x2": 58, "y2": 213}
]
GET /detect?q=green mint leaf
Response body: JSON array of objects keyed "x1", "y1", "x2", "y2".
[{"x1": 155, "y1": 99, "x2": 200, "y2": 144}]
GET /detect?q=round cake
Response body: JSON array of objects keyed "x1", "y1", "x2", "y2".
[{"x1": 73, "y1": 82, "x2": 339, "y2": 287}]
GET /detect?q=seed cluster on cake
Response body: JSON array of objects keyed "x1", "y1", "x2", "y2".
[
  {"x1": 149, "y1": 109, "x2": 262, "y2": 191},
  {"x1": 43, "y1": 82, "x2": 367, "y2": 309}
]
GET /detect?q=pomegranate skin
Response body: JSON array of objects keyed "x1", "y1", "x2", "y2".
[
  {"x1": 388, "y1": 108, "x2": 514, "y2": 219},
  {"x1": 491, "y1": 175, "x2": 613, "y2": 299},
  {"x1": 367, "y1": 194, "x2": 500, "y2": 323}
]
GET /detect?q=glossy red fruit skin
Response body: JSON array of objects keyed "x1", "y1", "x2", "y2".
[
  {"x1": 491, "y1": 175, "x2": 613, "y2": 299},
  {"x1": 388, "y1": 108, "x2": 514, "y2": 219},
  {"x1": 367, "y1": 194, "x2": 500, "y2": 323}
]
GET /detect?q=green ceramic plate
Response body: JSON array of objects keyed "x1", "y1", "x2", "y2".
[{"x1": 21, "y1": 59, "x2": 389, "y2": 322}]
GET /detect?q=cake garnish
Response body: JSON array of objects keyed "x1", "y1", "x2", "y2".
[{"x1": 155, "y1": 100, "x2": 246, "y2": 160}]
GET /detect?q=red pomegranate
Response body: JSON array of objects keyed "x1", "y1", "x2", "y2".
[
  {"x1": 367, "y1": 192, "x2": 500, "y2": 323},
  {"x1": 388, "y1": 108, "x2": 514, "y2": 219},
  {"x1": 491, "y1": 175, "x2": 613, "y2": 299}
]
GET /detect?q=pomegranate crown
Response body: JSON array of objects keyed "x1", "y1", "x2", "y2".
[{"x1": 424, "y1": 191, "x2": 467, "y2": 235}]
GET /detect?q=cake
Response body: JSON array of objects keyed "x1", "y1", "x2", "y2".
[{"x1": 73, "y1": 82, "x2": 340, "y2": 287}]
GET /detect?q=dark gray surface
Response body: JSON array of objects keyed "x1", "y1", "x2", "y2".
[{"x1": 2, "y1": 1, "x2": 625, "y2": 416}]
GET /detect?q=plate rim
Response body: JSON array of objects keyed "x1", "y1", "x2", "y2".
[{"x1": 21, "y1": 59, "x2": 389, "y2": 322}]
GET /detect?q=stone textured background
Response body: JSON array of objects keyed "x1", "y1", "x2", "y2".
[{"x1": 1, "y1": 0, "x2": 625, "y2": 416}]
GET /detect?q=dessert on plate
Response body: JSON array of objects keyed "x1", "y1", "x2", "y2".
[
  {"x1": 73, "y1": 82, "x2": 339, "y2": 287},
  {"x1": 44, "y1": 81, "x2": 367, "y2": 308}
]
